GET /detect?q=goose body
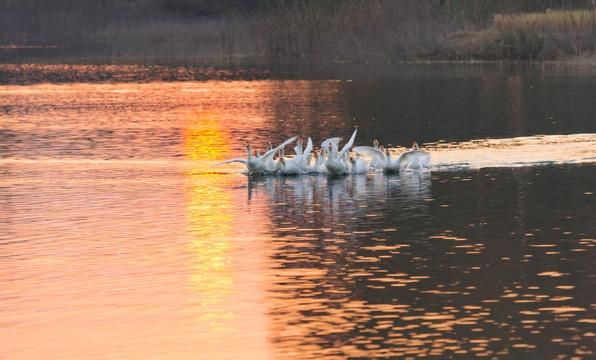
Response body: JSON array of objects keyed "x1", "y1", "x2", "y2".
[
  {"x1": 397, "y1": 143, "x2": 431, "y2": 171},
  {"x1": 352, "y1": 145, "x2": 394, "y2": 172},
  {"x1": 279, "y1": 157, "x2": 301, "y2": 175},
  {"x1": 368, "y1": 140, "x2": 381, "y2": 169},
  {"x1": 349, "y1": 153, "x2": 368, "y2": 173},
  {"x1": 290, "y1": 137, "x2": 314, "y2": 171},
  {"x1": 312, "y1": 150, "x2": 328, "y2": 173},
  {"x1": 325, "y1": 128, "x2": 357, "y2": 175}
]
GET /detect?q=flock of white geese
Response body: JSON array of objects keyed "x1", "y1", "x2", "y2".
[{"x1": 211, "y1": 128, "x2": 431, "y2": 175}]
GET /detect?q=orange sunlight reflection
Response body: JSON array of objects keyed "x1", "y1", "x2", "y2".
[
  {"x1": 183, "y1": 110, "x2": 273, "y2": 359},
  {"x1": 183, "y1": 110, "x2": 230, "y2": 162}
]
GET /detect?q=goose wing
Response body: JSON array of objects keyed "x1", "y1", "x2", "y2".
[
  {"x1": 210, "y1": 158, "x2": 248, "y2": 167},
  {"x1": 263, "y1": 135, "x2": 298, "y2": 160},
  {"x1": 303, "y1": 137, "x2": 314, "y2": 168},
  {"x1": 396, "y1": 150, "x2": 431, "y2": 168},
  {"x1": 338, "y1": 128, "x2": 357, "y2": 160},
  {"x1": 321, "y1": 137, "x2": 342, "y2": 154},
  {"x1": 303, "y1": 137, "x2": 313, "y2": 157},
  {"x1": 352, "y1": 146, "x2": 386, "y2": 162}
]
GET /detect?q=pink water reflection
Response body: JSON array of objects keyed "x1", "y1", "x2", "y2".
[{"x1": 0, "y1": 81, "x2": 311, "y2": 359}]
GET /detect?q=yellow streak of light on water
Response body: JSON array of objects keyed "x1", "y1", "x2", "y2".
[{"x1": 182, "y1": 108, "x2": 274, "y2": 359}]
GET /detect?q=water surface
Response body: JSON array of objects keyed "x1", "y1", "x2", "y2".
[{"x1": 1, "y1": 65, "x2": 595, "y2": 359}]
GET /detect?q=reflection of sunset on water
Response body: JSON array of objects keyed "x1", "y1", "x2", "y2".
[
  {"x1": 181, "y1": 109, "x2": 242, "y2": 329},
  {"x1": 183, "y1": 110, "x2": 230, "y2": 162},
  {"x1": 182, "y1": 116, "x2": 274, "y2": 357},
  {"x1": 185, "y1": 171, "x2": 235, "y2": 335}
]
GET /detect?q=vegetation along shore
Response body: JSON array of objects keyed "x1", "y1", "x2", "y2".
[{"x1": 1, "y1": 0, "x2": 596, "y2": 64}]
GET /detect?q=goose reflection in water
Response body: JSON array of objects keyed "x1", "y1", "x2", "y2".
[{"x1": 246, "y1": 171, "x2": 432, "y2": 225}]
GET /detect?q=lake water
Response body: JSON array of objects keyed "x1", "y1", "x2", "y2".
[{"x1": 1, "y1": 63, "x2": 595, "y2": 359}]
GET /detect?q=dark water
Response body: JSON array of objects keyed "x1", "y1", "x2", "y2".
[
  {"x1": 0, "y1": 64, "x2": 595, "y2": 359},
  {"x1": 243, "y1": 166, "x2": 595, "y2": 359}
]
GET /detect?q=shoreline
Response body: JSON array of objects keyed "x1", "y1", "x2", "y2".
[
  {"x1": 3, "y1": 42, "x2": 596, "y2": 67},
  {"x1": 3, "y1": 60, "x2": 596, "y2": 85}
]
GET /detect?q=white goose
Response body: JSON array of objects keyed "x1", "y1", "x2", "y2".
[
  {"x1": 265, "y1": 142, "x2": 276, "y2": 171},
  {"x1": 396, "y1": 142, "x2": 431, "y2": 171},
  {"x1": 353, "y1": 143, "x2": 391, "y2": 172},
  {"x1": 321, "y1": 137, "x2": 342, "y2": 157},
  {"x1": 290, "y1": 137, "x2": 314, "y2": 171},
  {"x1": 325, "y1": 128, "x2": 358, "y2": 175},
  {"x1": 312, "y1": 149, "x2": 328, "y2": 173},
  {"x1": 353, "y1": 141, "x2": 430, "y2": 173},
  {"x1": 275, "y1": 148, "x2": 285, "y2": 172},
  {"x1": 278, "y1": 157, "x2": 301, "y2": 175},
  {"x1": 369, "y1": 139, "x2": 380, "y2": 170},
  {"x1": 349, "y1": 153, "x2": 368, "y2": 174},
  {"x1": 303, "y1": 137, "x2": 314, "y2": 169},
  {"x1": 211, "y1": 136, "x2": 298, "y2": 174}
]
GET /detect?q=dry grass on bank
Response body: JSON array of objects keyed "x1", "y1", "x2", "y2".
[
  {"x1": 435, "y1": 9, "x2": 596, "y2": 61},
  {"x1": 486, "y1": 9, "x2": 596, "y2": 60},
  {"x1": 246, "y1": 0, "x2": 463, "y2": 61},
  {"x1": 493, "y1": 9, "x2": 596, "y2": 33}
]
